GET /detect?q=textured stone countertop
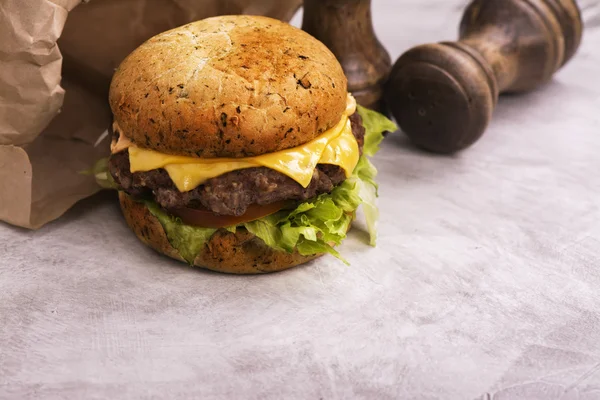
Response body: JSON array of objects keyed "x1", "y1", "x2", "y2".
[{"x1": 2, "y1": 1, "x2": 600, "y2": 399}]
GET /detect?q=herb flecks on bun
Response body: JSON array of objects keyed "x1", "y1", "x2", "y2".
[{"x1": 96, "y1": 15, "x2": 396, "y2": 274}]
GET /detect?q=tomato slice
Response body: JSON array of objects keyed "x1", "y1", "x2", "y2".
[{"x1": 167, "y1": 201, "x2": 289, "y2": 229}]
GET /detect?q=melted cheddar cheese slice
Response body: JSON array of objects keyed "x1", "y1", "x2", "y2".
[{"x1": 114, "y1": 95, "x2": 359, "y2": 192}]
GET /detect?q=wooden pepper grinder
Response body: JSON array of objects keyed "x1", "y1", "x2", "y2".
[
  {"x1": 302, "y1": 0, "x2": 391, "y2": 112},
  {"x1": 384, "y1": 0, "x2": 583, "y2": 154}
]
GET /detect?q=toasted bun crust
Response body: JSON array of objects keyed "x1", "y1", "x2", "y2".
[
  {"x1": 109, "y1": 15, "x2": 348, "y2": 158},
  {"x1": 118, "y1": 192, "x2": 323, "y2": 274}
]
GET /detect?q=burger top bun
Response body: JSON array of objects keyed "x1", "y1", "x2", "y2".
[{"x1": 109, "y1": 15, "x2": 349, "y2": 158}]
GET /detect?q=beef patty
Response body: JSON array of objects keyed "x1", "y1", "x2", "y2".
[{"x1": 109, "y1": 112, "x2": 365, "y2": 216}]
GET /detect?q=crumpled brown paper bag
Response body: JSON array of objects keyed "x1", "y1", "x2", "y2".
[{"x1": 0, "y1": 0, "x2": 301, "y2": 229}]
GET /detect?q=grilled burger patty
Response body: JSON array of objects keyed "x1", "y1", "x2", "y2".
[{"x1": 109, "y1": 112, "x2": 365, "y2": 216}]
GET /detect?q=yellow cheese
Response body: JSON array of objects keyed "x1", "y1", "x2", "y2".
[
  {"x1": 320, "y1": 119, "x2": 360, "y2": 174},
  {"x1": 116, "y1": 94, "x2": 359, "y2": 192}
]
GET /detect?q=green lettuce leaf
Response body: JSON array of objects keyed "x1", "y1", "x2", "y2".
[
  {"x1": 224, "y1": 226, "x2": 237, "y2": 234},
  {"x1": 297, "y1": 238, "x2": 345, "y2": 264},
  {"x1": 353, "y1": 106, "x2": 396, "y2": 245},
  {"x1": 243, "y1": 217, "x2": 284, "y2": 251},
  {"x1": 356, "y1": 104, "x2": 398, "y2": 157},
  {"x1": 145, "y1": 201, "x2": 217, "y2": 264},
  {"x1": 241, "y1": 180, "x2": 358, "y2": 264},
  {"x1": 81, "y1": 157, "x2": 119, "y2": 190},
  {"x1": 351, "y1": 156, "x2": 380, "y2": 245}
]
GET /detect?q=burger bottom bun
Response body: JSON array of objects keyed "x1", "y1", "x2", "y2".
[{"x1": 118, "y1": 192, "x2": 324, "y2": 274}]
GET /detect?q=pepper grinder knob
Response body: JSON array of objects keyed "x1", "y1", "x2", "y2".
[{"x1": 384, "y1": 0, "x2": 583, "y2": 154}]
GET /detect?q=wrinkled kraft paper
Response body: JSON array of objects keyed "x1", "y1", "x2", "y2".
[{"x1": 0, "y1": 0, "x2": 301, "y2": 229}]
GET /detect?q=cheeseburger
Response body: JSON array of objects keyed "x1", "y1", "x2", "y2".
[{"x1": 98, "y1": 15, "x2": 396, "y2": 274}]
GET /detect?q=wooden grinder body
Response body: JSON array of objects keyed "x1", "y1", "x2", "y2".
[
  {"x1": 302, "y1": 0, "x2": 391, "y2": 112},
  {"x1": 384, "y1": 0, "x2": 583, "y2": 154}
]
